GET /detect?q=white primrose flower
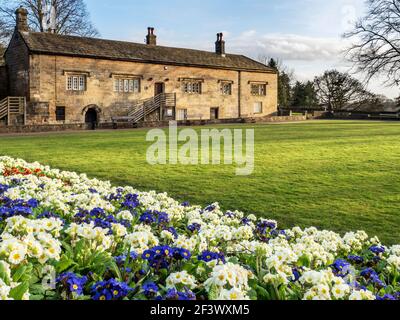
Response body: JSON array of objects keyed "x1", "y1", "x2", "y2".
[{"x1": 166, "y1": 271, "x2": 197, "y2": 290}]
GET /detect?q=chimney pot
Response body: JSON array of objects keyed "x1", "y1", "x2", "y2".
[
  {"x1": 146, "y1": 27, "x2": 157, "y2": 45},
  {"x1": 15, "y1": 6, "x2": 29, "y2": 32},
  {"x1": 215, "y1": 32, "x2": 226, "y2": 56}
]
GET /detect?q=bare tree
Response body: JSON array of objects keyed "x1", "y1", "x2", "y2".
[
  {"x1": 344, "y1": 0, "x2": 400, "y2": 87},
  {"x1": 0, "y1": 0, "x2": 99, "y2": 45},
  {"x1": 314, "y1": 70, "x2": 375, "y2": 111}
]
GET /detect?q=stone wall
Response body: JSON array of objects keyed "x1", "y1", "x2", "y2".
[
  {"x1": 0, "y1": 65, "x2": 7, "y2": 99},
  {"x1": 125, "y1": 115, "x2": 307, "y2": 128},
  {"x1": 5, "y1": 32, "x2": 30, "y2": 97},
  {"x1": 26, "y1": 54, "x2": 278, "y2": 125},
  {"x1": 0, "y1": 116, "x2": 307, "y2": 134},
  {"x1": 0, "y1": 123, "x2": 89, "y2": 134}
]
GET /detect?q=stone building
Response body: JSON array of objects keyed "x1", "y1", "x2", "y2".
[{"x1": 1, "y1": 7, "x2": 278, "y2": 128}]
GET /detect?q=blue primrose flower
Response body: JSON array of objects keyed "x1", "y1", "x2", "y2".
[
  {"x1": 142, "y1": 282, "x2": 159, "y2": 298},
  {"x1": 292, "y1": 268, "x2": 302, "y2": 282},
  {"x1": 0, "y1": 205, "x2": 33, "y2": 219},
  {"x1": 187, "y1": 223, "x2": 201, "y2": 233},
  {"x1": 90, "y1": 207, "x2": 106, "y2": 217},
  {"x1": 360, "y1": 268, "x2": 386, "y2": 288},
  {"x1": 57, "y1": 273, "x2": 88, "y2": 296},
  {"x1": 121, "y1": 194, "x2": 140, "y2": 209},
  {"x1": 360, "y1": 268, "x2": 378, "y2": 279},
  {"x1": 173, "y1": 248, "x2": 192, "y2": 260},
  {"x1": 270, "y1": 229, "x2": 287, "y2": 238},
  {"x1": 376, "y1": 294, "x2": 397, "y2": 301},
  {"x1": 331, "y1": 259, "x2": 351, "y2": 277},
  {"x1": 0, "y1": 184, "x2": 10, "y2": 194},
  {"x1": 371, "y1": 275, "x2": 385, "y2": 289},
  {"x1": 37, "y1": 211, "x2": 60, "y2": 219},
  {"x1": 348, "y1": 255, "x2": 364, "y2": 264},
  {"x1": 164, "y1": 227, "x2": 178, "y2": 239},
  {"x1": 369, "y1": 245, "x2": 386, "y2": 255},
  {"x1": 114, "y1": 255, "x2": 127, "y2": 265},
  {"x1": 115, "y1": 251, "x2": 138, "y2": 265},
  {"x1": 142, "y1": 246, "x2": 191, "y2": 270},
  {"x1": 225, "y1": 211, "x2": 235, "y2": 218},
  {"x1": 198, "y1": 251, "x2": 225, "y2": 263},
  {"x1": 166, "y1": 288, "x2": 196, "y2": 301},
  {"x1": 204, "y1": 205, "x2": 216, "y2": 212},
  {"x1": 130, "y1": 251, "x2": 138, "y2": 260},
  {"x1": 26, "y1": 198, "x2": 39, "y2": 208},
  {"x1": 255, "y1": 220, "x2": 277, "y2": 242},
  {"x1": 91, "y1": 279, "x2": 132, "y2": 300},
  {"x1": 139, "y1": 212, "x2": 157, "y2": 224},
  {"x1": 157, "y1": 212, "x2": 170, "y2": 224}
]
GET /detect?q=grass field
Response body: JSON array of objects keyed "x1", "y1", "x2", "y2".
[{"x1": 1, "y1": 120, "x2": 400, "y2": 244}]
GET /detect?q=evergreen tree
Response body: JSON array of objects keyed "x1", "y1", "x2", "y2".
[
  {"x1": 266, "y1": 58, "x2": 292, "y2": 108},
  {"x1": 291, "y1": 81, "x2": 318, "y2": 108}
]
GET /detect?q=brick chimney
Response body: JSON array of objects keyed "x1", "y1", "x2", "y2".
[
  {"x1": 215, "y1": 33, "x2": 226, "y2": 56},
  {"x1": 15, "y1": 6, "x2": 29, "y2": 32},
  {"x1": 146, "y1": 27, "x2": 157, "y2": 46}
]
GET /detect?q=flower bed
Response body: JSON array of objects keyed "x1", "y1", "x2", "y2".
[{"x1": 0, "y1": 156, "x2": 399, "y2": 301}]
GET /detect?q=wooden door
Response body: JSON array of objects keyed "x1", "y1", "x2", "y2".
[
  {"x1": 155, "y1": 82, "x2": 165, "y2": 96},
  {"x1": 210, "y1": 108, "x2": 219, "y2": 120}
]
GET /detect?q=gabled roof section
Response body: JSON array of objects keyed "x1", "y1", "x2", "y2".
[{"x1": 19, "y1": 31, "x2": 276, "y2": 73}]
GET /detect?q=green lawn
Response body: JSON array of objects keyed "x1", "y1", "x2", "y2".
[{"x1": 1, "y1": 120, "x2": 400, "y2": 244}]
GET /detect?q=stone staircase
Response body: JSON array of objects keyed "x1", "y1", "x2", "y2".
[
  {"x1": 0, "y1": 97, "x2": 26, "y2": 126},
  {"x1": 112, "y1": 93, "x2": 176, "y2": 126}
]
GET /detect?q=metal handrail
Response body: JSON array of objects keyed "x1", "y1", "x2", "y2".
[{"x1": 125, "y1": 93, "x2": 176, "y2": 123}]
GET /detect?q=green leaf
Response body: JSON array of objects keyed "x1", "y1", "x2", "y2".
[
  {"x1": 13, "y1": 265, "x2": 29, "y2": 282},
  {"x1": 109, "y1": 261, "x2": 122, "y2": 281},
  {"x1": 0, "y1": 262, "x2": 11, "y2": 285},
  {"x1": 256, "y1": 285, "x2": 270, "y2": 300},
  {"x1": 30, "y1": 284, "x2": 46, "y2": 295},
  {"x1": 228, "y1": 257, "x2": 239, "y2": 264},
  {"x1": 56, "y1": 255, "x2": 75, "y2": 273},
  {"x1": 29, "y1": 294, "x2": 45, "y2": 301},
  {"x1": 297, "y1": 255, "x2": 311, "y2": 268},
  {"x1": 208, "y1": 284, "x2": 220, "y2": 300},
  {"x1": 9, "y1": 281, "x2": 30, "y2": 300}
]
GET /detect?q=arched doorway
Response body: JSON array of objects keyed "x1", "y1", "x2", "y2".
[
  {"x1": 82, "y1": 105, "x2": 101, "y2": 130},
  {"x1": 85, "y1": 108, "x2": 98, "y2": 130}
]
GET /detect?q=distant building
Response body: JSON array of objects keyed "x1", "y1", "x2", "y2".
[{"x1": 0, "y1": 7, "x2": 278, "y2": 128}]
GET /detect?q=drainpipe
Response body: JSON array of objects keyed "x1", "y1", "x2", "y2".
[{"x1": 238, "y1": 71, "x2": 242, "y2": 118}]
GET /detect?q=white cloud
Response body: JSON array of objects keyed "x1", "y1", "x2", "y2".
[{"x1": 227, "y1": 31, "x2": 348, "y2": 62}]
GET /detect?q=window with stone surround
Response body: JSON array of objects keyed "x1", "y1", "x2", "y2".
[
  {"x1": 66, "y1": 75, "x2": 86, "y2": 91},
  {"x1": 250, "y1": 83, "x2": 267, "y2": 96},
  {"x1": 220, "y1": 81, "x2": 232, "y2": 95},
  {"x1": 113, "y1": 78, "x2": 140, "y2": 93},
  {"x1": 55, "y1": 106, "x2": 66, "y2": 121},
  {"x1": 254, "y1": 101, "x2": 263, "y2": 114},
  {"x1": 176, "y1": 109, "x2": 188, "y2": 121},
  {"x1": 182, "y1": 81, "x2": 202, "y2": 94}
]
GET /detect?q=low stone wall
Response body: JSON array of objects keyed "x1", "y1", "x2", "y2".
[
  {"x1": 0, "y1": 123, "x2": 89, "y2": 134},
  {"x1": 253, "y1": 115, "x2": 307, "y2": 123},
  {"x1": 0, "y1": 115, "x2": 308, "y2": 134},
  {"x1": 134, "y1": 115, "x2": 307, "y2": 128}
]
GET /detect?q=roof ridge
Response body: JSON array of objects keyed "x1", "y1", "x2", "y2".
[
  {"x1": 26, "y1": 31, "x2": 250, "y2": 58},
  {"x1": 21, "y1": 31, "x2": 276, "y2": 73}
]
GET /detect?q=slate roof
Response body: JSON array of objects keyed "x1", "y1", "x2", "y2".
[{"x1": 19, "y1": 31, "x2": 275, "y2": 73}]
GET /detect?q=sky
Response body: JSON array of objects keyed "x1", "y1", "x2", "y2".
[{"x1": 85, "y1": 0, "x2": 397, "y2": 98}]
